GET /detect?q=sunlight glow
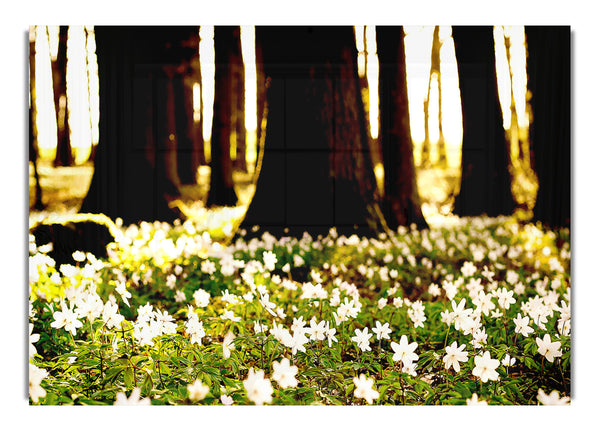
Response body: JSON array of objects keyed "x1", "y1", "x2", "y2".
[
  {"x1": 199, "y1": 26, "x2": 215, "y2": 162},
  {"x1": 365, "y1": 26, "x2": 379, "y2": 140},
  {"x1": 240, "y1": 26, "x2": 258, "y2": 172},
  {"x1": 404, "y1": 26, "x2": 463, "y2": 170},
  {"x1": 66, "y1": 26, "x2": 93, "y2": 163},
  {"x1": 192, "y1": 82, "x2": 201, "y2": 123},
  {"x1": 355, "y1": 26, "x2": 366, "y2": 78},
  {"x1": 85, "y1": 26, "x2": 100, "y2": 149},
  {"x1": 34, "y1": 26, "x2": 57, "y2": 153}
]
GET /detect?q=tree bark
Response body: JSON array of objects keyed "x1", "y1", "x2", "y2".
[
  {"x1": 239, "y1": 26, "x2": 386, "y2": 238},
  {"x1": 525, "y1": 26, "x2": 571, "y2": 229},
  {"x1": 376, "y1": 26, "x2": 428, "y2": 231},
  {"x1": 205, "y1": 26, "x2": 240, "y2": 207},
  {"x1": 80, "y1": 26, "x2": 197, "y2": 225},
  {"x1": 175, "y1": 30, "x2": 202, "y2": 185},
  {"x1": 52, "y1": 26, "x2": 73, "y2": 167},
  {"x1": 452, "y1": 26, "x2": 515, "y2": 217}
]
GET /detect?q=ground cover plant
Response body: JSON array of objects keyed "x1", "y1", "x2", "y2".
[{"x1": 28, "y1": 213, "x2": 571, "y2": 406}]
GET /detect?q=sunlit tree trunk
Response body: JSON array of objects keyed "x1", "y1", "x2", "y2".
[
  {"x1": 52, "y1": 26, "x2": 73, "y2": 167},
  {"x1": 525, "y1": 26, "x2": 571, "y2": 229},
  {"x1": 192, "y1": 45, "x2": 206, "y2": 167},
  {"x1": 452, "y1": 26, "x2": 515, "y2": 217},
  {"x1": 376, "y1": 26, "x2": 428, "y2": 231},
  {"x1": 422, "y1": 26, "x2": 447, "y2": 169},
  {"x1": 233, "y1": 26, "x2": 247, "y2": 173},
  {"x1": 29, "y1": 28, "x2": 44, "y2": 210},
  {"x1": 255, "y1": 40, "x2": 266, "y2": 169},
  {"x1": 240, "y1": 26, "x2": 386, "y2": 238},
  {"x1": 205, "y1": 26, "x2": 239, "y2": 207},
  {"x1": 80, "y1": 26, "x2": 198, "y2": 224}
]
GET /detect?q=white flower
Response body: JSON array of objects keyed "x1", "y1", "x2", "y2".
[
  {"x1": 351, "y1": 328, "x2": 373, "y2": 352},
  {"x1": 188, "y1": 380, "x2": 210, "y2": 402},
  {"x1": 223, "y1": 331, "x2": 236, "y2": 359},
  {"x1": 220, "y1": 394, "x2": 234, "y2": 405},
  {"x1": 221, "y1": 309, "x2": 241, "y2": 322},
  {"x1": 51, "y1": 301, "x2": 83, "y2": 336},
  {"x1": 513, "y1": 313, "x2": 534, "y2": 337},
  {"x1": 291, "y1": 316, "x2": 307, "y2": 334},
  {"x1": 428, "y1": 283, "x2": 441, "y2": 297},
  {"x1": 371, "y1": 321, "x2": 392, "y2": 341},
  {"x1": 495, "y1": 287, "x2": 516, "y2": 310},
  {"x1": 185, "y1": 314, "x2": 205, "y2": 346},
  {"x1": 466, "y1": 393, "x2": 487, "y2": 405},
  {"x1": 174, "y1": 290, "x2": 186, "y2": 303},
  {"x1": 443, "y1": 341, "x2": 468, "y2": 373},
  {"x1": 193, "y1": 288, "x2": 211, "y2": 308},
  {"x1": 243, "y1": 368, "x2": 273, "y2": 405},
  {"x1": 263, "y1": 250, "x2": 277, "y2": 272},
  {"x1": 461, "y1": 261, "x2": 477, "y2": 278},
  {"x1": 29, "y1": 323, "x2": 40, "y2": 358},
  {"x1": 324, "y1": 321, "x2": 338, "y2": 347},
  {"x1": 102, "y1": 301, "x2": 124, "y2": 329},
  {"x1": 450, "y1": 298, "x2": 473, "y2": 332},
  {"x1": 390, "y1": 335, "x2": 418, "y2": 367},
  {"x1": 535, "y1": 334, "x2": 563, "y2": 362},
  {"x1": 29, "y1": 363, "x2": 48, "y2": 403},
  {"x1": 132, "y1": 321, "x2": 155, "y2": 347},
  {"x1": 259, "y1": 293, "x2": 277, "y2": 317},
  {"x1": 114, "y1": 387, "x2": 151, "y2": 405},
  {"x1": 501, "y1": 354, "x2": 516, "y2": 367},
  {"x1": 353, "y1": 374, "x2": 379, "y2": 404},
  {"x1": 272, "y1": 358, "x2": 298, "y2": 389},
  {"x1": 201, "y1": 259, "x2": 216, "y2": 275},
  {"x1": 537, "y1": 388, "x2": 570, "y2": 405},
  {"x1": 221, "y1": 289, "x2": 240, "y2": 305},
  {"x1": 115, "y1": 280, "x2": 132, "y2": 307},
  {"x1": 472, "y1": 351, "x2": 500, "y2": 383},
  {"x1": 306, "y1": 318, "x2": 327, "y2": 341},
  {"x1": 136, "y1": 302, "x2": 154, "y2": 322}
]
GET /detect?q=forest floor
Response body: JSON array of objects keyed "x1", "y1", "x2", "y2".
[{"x1": 28, "y1": 160, "x2": 459, "y2": 227}]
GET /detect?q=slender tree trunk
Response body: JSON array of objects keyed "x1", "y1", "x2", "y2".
[
  {"x1": 80, "y1": 26, "x2": 197, "y2": 224},
  {"x1": 452, "y1": 26, "x2": 515, "y2": 217},
  {"x1": 240, "y1": 26, "x2": 386, "y2": 238},
  {"x1": 376, "y1": 26, "x2": 428, "y2": 231},
  {"x1": 192, "y1": 42, "x2": 206, "y2": 167},
  {"x1": 52, "y1": 26, "x2": 73, "y2": 167},
  {"x1": 525, "y1": 26, "x2": 571, "y2": 229},
  {"x1": 205, "y1": 26, "x2": 239, "y2": 207}
]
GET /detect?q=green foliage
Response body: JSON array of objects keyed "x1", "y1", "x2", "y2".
[{"x1": 27, "y1": 214, "x2": 571, "y2": 405}]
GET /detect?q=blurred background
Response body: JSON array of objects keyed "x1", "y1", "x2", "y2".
[{"x1": 28, "y1": 25, "x2": 538, "y2": 226}]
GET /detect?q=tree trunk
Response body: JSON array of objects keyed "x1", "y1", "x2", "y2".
[
  {"x1": 233, "y1": 27, "x2": 247, "y2": 172},
  {"x1": 29, "y1": 28, "x2": 44, "y2": 210},
  {"x1": 52, "y1": 26, "x2": 73, "y2": 167},
  {"x1": 176, "y1": 30, "x2": 202, "y2": 184},
  {"x1": 205, "y1": 26, "x2": 240, "y2": 207},
  {"x1": 255, "y1": 40, "x2": 266, "y2": 170},
  {"x1": 80, "y1": 26, "x2": 197, "y2": 225},
  {"x1": 239, "y1": 26, "x2": 386, "y2": 238},
  {"x1": 452, "y1": 26, "x2": 515, "y2": 217},
  {"x1": 525, "y1": 26, "x2": 571, "y2": 229},
  {"x1": 376, "y1": 26, "x2": 428, "y2": 231}
]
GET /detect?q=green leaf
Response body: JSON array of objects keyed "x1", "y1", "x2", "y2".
[{"x1": 123, "y1": 367, "x2": 134, "y2": 388}]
